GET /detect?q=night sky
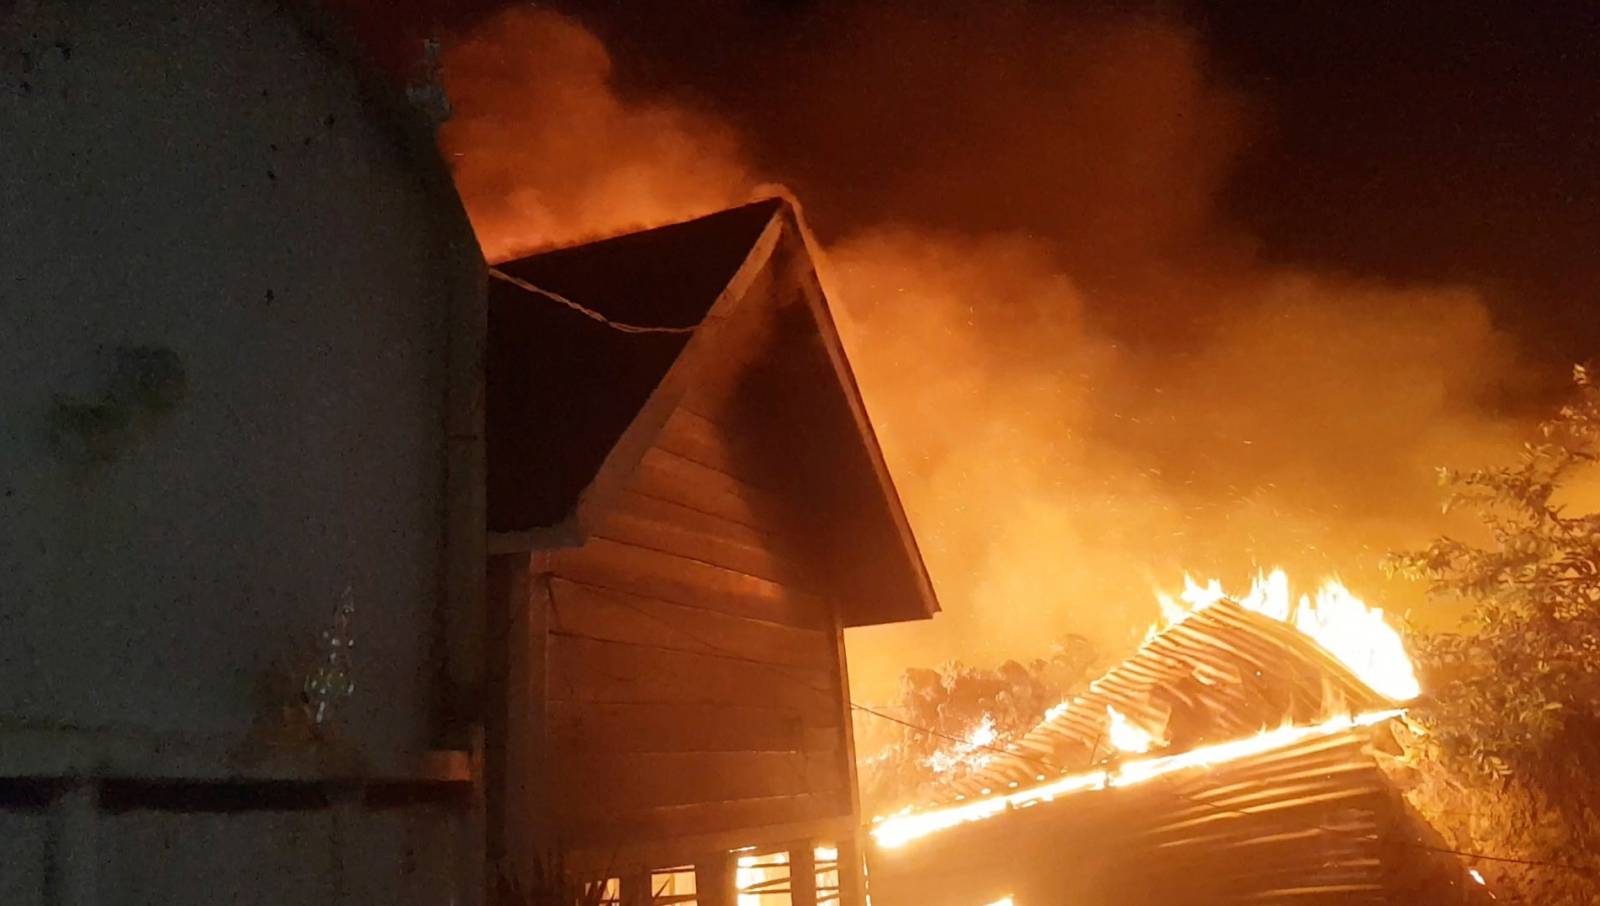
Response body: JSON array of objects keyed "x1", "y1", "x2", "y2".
[
  {"x1": 610, "y1": 0, "x2": 1600, "y2": 368},
  {"x1": 1199, "y1": 2, "x2": 1600, "y2": 365},
  {"x1": 337, "y1": 0, "x2": 1599, "y2": 377}
]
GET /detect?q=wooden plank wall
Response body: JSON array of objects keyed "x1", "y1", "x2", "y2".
[{"x1": 543, "y1": 402, "x2": 855, "y2": 857}]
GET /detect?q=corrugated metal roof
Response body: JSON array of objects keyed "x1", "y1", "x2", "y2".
[
  {"x1": 869, "y1": 725, "x2": 1485, "y2": 906},
  {"x1": 950, "y1": 600, "x2": 1397, "y2": 798},
  {"x1": 867, "y1": 599, "x2": 1488, "y2": 906}
]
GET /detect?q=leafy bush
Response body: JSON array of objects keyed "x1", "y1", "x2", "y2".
[
  {"x1": 1388, "y1": 365, "x2": 1600, "y2": 777},
  {"x1": 1386, "y1": 365, "x2": 1600, "y2": 901}
]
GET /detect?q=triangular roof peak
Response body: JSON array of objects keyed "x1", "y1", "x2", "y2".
[{"x1": 487, "y1": 198, "x2": 939, "y2": 626}]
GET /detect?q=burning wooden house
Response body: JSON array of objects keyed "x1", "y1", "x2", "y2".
[
  {"x1": 484, "y1": 198, "x2": 941, "y2": 904},
  {"x1": 865, "y1": 575, "x2": 1490, "y2": 906}
]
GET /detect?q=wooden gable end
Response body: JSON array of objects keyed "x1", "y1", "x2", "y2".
[{"x1": 536, "y1": 234, "x2": 868, "y2": 862}]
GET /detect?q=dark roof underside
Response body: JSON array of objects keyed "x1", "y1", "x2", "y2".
[{"x1": 487, "y1": 199, "x2": 783, "y2": 531}]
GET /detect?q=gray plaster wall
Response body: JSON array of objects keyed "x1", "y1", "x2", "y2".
[{"x1": 0, "y1": 0, "x2": 474, "y2": 763}]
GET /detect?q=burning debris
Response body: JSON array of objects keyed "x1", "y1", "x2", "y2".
[
  {"x1": 855, "y1": 637, "x2": 1100, "y2": 816},
  {"x1": 926, "y1": 571, "x2": 1412, "y2": 803},
  {"x1": 1155, "y1": 570, "x2": 1420, "y2": 701},
  {"x1": 1104, "y1": 705, "x2": 1156, "y2": 754},
  {"x1": 864, "y1": 573, "x2": 1487, "y2": 905}
]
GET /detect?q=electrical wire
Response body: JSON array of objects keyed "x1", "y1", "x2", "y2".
[
  {"x1": 488, "y1": 267, "x2": 700, "y2": 335},
  {"x1": 848, "y1": 702, "x2": 1069, "y2": 775},
  {"x1": 1402, "y1": 841, "x2": 1597, "y2": 876}
]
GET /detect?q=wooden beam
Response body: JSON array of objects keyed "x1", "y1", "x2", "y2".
[
  {"x1": 826, "y1": 601, "x2": 867, "y2": 906},
  {"x1": 482, "y1": 553, "x2": 517, "y2": 897},
  {"x1": 484, "y1": 553, "x2": 551, "y2": 896},
  {"x1": 695, "y1": 851, "x2": 737, "y2": 906},
  {"x1": 561, "y1": 815, "x2": 857, "y2": 879},
  {"x1": 780, "y1": 207, "x2": 941, "y2": 625},
  {"x1": 510, "y1": 569, "x2": 552, "y2": 888},
  {"x1": 836, "y1": 832, "x2": 867, "y2": 906},
  {"x1": 620, "y1": 868, "x2": 652, "y2": 906},
  {"x1": 789, "y1": 841, "x2": 818, "y2": 906},
  {"x1": 830, "y1": 608, "x2": 862, "y2": 823}
]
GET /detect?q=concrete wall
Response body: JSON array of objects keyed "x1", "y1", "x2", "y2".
[{"x1": 0, "y1": 0, "x2": 480, "y2": 765}]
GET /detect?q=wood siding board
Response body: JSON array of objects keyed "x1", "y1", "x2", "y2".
[
  {"x1": 653, "y1": 407, "x2": 778, "y2": 494},
  {"x1": 802, "y1": 727, "x2": 842, "y2": 756},
  {"x1": 627, "y1": 450, "x2": 783, "y2": 535},
  {"x1": 546, "y1": 578, "x2": 834, "y2": 670},
  {"x1": 547, "y1": 636, "x2": 839, "y2": 726},
  {"x1": 561, "y1": 816, "x2": 857, "y2": 880},
  {"x1": 641, "y1": 447, "x2": 790, "y2": 512},
  {"x1": 551, "y1": 751, "x2": 846, "y2": 816},
  {"x1": 593, "y1": 509, "x2": 812, "y2": 591},
  {"x1": 549, "y1": 538, "x2": 832, "y2": 631},
  {"x1": 561, "y1": 793, "x2": 838, "y2": 852},
  {"x1": 548, "y1": 701, "x2": 809, "y2": 754}
]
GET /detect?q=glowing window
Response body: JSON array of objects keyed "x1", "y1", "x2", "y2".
[
  {"x1": 651, "y1": 866, "x2": 697, "y2": 905},
  {"x1": 736, "y1": 849, "x2": 792, "y2": 905}
]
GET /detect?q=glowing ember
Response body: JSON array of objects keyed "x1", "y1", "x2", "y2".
[
  {"x1": 927, "y1": 714, "x2": 999, "y2": 774},
  {"x1": 1157, "y1": 569, "x2": 1420, "y2": 701},
  {"x1": 869, "y1": 709, "x2": 1404, "y2": 850},
  {"x1": 1105, "y1": 705, "x2": 1155, "y2": 754}
]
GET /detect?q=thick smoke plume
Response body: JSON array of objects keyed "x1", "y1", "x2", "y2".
[
  {"x1": 441, "y1": 10, "x2": 757, "y2": 261},
  {"x1": 442, "y1": 6, "x2": 1536, "y2": 698}
]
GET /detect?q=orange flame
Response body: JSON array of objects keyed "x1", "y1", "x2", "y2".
[
  {"x1": 870, "y1": 709, "x2": 1404, "y2": 850},
  {"x1": 1105, "y1": 705, "x2": 1156, "y2": 754},
  {"x1": 926, "y1": 714, "x2": 999, "y2": 775},
  {"x1": 1154, "y1": 569, "x2": 1420, "y2": 701}
]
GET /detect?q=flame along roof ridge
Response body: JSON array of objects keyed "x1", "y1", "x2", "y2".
[{"x1": 947, "y1": 598, "x2": 1396, "y2": 799}]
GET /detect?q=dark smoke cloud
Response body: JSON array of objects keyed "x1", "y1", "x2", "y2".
[{"x1": 441, "y1": 5, "x2": 1542, "y2": 698}]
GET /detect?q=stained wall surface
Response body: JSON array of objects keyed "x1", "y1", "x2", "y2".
[{"x1": 0, "y1": 0, "x2": 476, "y2": 763}]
